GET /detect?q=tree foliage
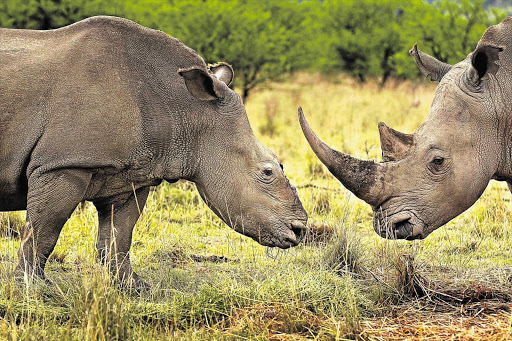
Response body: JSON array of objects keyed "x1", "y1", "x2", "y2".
[
  {"x1": 0, "y1": 0, "x2": 88, "y2": 29},
  {"x1": 0, "y1": 0, "x2": 508, "y2": 96},
  {"x1": 313, "y1": 0, "x2": 406, "y2": 84},
  {"x1": 166, "y1": 0, "x2": 308, "y2": 101},
  {"x1": 313, "y1": 0, "x2": 507, "y2": 84}
]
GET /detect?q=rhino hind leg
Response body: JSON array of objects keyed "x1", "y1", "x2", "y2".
[
  {"x1": 93, "y1": 187, "x2": 150, "y2": 292},
  {"x1": 16, "y1": 169, "x2": 92, "y2": 282}
]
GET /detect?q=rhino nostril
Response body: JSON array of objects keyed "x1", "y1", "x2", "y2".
[
  {"x1": 283, "y1": 237, "x2": 298, "y2": 248},
  {"x1": 289, "y1": 220, "x2": 307, "y2": 242},
  {"x1": 393, "y1": 218, "x2": 410, "y2": 228},
  {"x1": 393, "y1": 218, "x2": 413, "y2": 238}
]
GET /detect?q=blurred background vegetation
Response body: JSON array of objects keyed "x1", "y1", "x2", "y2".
[{"x1": 0, "y1": 0, "x2": 509, "y2": 102}]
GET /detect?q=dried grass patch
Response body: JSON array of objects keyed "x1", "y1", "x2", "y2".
[
  {"x1": 363, "y1": 281, "x2": 512, "y2": 340},
  {"x1": 303, "y1": 221, "x2": 335, "y2": 245},
  {"x1": 221, "y1": 303, "x2": 327, "y2": 340},
  {"x1": 362, "y1": 310, "x2": 512, "y2": 341}
]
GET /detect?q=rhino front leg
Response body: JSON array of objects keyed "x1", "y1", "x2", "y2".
[
  {"x1": 93, "y1": 186, "x2": 150, "y2": 290},
  {"x1": 16, "y1": 169, "x2": 92, "y2": 281}
]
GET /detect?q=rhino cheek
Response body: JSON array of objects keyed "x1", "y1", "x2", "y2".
[
  {"x1": 196, "y1": 180, "x2": 304, "y2": 248},
  {"x1": 195, "y1": 184, "x2": 237, "y2": 226},
  {"x1": 372, "y1": 179, "x2": 487, "y2": 240},
  {"x1": 235, "y1": 176, "x2": 307, "y2": 247}
]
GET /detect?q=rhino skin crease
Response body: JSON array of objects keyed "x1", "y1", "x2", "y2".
[
  {"x1": 0, "y1": 16, "x2": 307, "y2": 289},
  {"x1": 299, "y1": 17, "x2": 512, "y2": 241}
]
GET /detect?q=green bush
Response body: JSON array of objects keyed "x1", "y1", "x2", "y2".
[{"x1": 1, "y1": 0, "x2": 507, "y2": 93}]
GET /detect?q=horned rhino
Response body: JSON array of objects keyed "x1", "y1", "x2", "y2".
[
  {"x1": 299, "y1": 17, "x2": 512, "y2": 240},
  {"x1": 0, "y1": 16, "x2": 307, "y2": 288}
]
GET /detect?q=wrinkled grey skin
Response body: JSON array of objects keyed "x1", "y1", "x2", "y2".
[
  {"x1": 1, "y1": 16, "x2": 307, "y2": 288},
  {"x1": 299, "y1": 17, "x2": 512, "y2": 241}
]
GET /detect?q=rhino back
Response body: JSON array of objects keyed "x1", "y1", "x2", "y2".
[{"x1": 0, "y1": 16, "x2": 208, "y2": 208}]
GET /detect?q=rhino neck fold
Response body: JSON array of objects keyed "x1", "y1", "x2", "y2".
[{"x1": 143, "y1": 114, "x2": 202, "y2": 183}]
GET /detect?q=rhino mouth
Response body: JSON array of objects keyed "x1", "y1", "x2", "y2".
[
  {"x1": 374, "y1": 211, "x2": 425, "y2": 240},
  {"x1": 237, "y1": 219, "x2": 307, "y2": 249},
  {"x1": 265, "y1": 220, "x2": 307, "y2": 249}
]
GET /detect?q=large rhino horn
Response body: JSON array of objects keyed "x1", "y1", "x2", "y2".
[{"x1": 298, "y1": 107, "x2": 385, "y2": 207}]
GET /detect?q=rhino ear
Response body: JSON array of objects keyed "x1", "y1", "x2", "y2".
[
  {"x1": 178, "y1": 67, "x2": 225, "y2": 101},
  {"x1": 209, "y1": 62, "x2": 234, "y2": 86},
  {"x1": 469, "y1": 44, "x2": 503, "y2": 81},
  {"x1": 409, "y1": 44, "x2": 452, "y2": 82},
  {"x1": 378, "y1": 122, "x2": 414, "y2": 162}
]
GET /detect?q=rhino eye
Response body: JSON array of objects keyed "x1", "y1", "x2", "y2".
[
  {"x1": 432, "y1": 157, "x2": 444, "y2": 166},
  {"x1": 263, "y1": 169, "x2": 273, "y2": 177}
]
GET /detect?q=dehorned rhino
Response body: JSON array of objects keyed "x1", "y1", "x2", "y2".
[
  {"x1": 299, "y1": 17, "x2": 512, "y2": 241},
  {"x1": 0, "y1": 16, "x2": 307, "y2": 288}
]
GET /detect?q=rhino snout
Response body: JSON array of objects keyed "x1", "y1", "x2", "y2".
[
  {"x1": 374, "y1": 211, "x2": 425, "y2": 240},
  {"x1": 274, "y1": 220, "x2": 307, "y2": 249}
]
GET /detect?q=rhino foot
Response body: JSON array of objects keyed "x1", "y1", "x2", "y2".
[
  {"x1": 115, "y1": 272, "x2": 151, "y2": 295},
  {"x1": 13, "y1": 264, "x2": 52, "y2": 287}
]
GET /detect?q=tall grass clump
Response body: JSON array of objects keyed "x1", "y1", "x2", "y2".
[
  {"x1": 321, "y1": 221, "x2": 366, "y2": 276},
  {"x1": 0, "y1": 212, "x2": 25, "y2": 238},
  {"x1": 391, "y1": 253, "x2": 429, "y2": 298},
  {"x1": 68, "y1": 269, "x2": 130, "y2": 341}
]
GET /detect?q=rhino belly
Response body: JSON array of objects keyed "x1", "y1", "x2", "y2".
[{"x1": 0, "y1": 179, "x2": 27, "y2": 211}]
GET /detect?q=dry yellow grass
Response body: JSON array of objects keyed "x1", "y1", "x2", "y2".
[
  {"x1": 363, "y1": 312, "x2": 512, "y2": 340},
  {"x1": 2, "y1": 74, "x2": 512, "y2": 339}
]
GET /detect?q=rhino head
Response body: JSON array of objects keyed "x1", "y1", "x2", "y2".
[
  {"x1": 300, "y1": 17, "x2": 512, "y2": 240},
  {"x1": 178, "y1": 63, "x2": 307, "y2": 248}
]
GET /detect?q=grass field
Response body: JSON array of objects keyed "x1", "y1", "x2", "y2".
[{"x1": 2, "y1": 74, "x2": 512, "y2": 340}]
